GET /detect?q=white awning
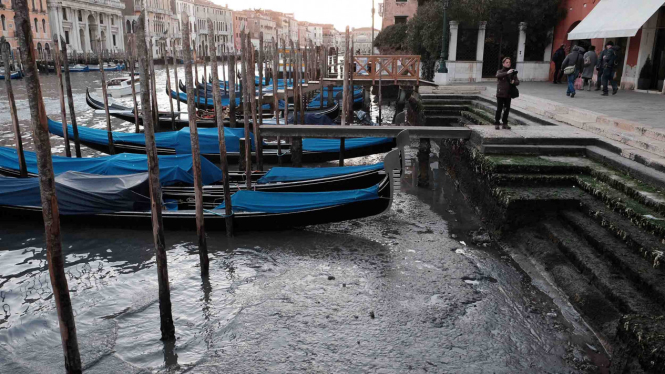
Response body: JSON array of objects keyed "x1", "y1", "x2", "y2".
[{"x1": 568, "y1": 0, "x2": 665, "y2": 40}]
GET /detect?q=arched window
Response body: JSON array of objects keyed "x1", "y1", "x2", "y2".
[
  {"x1": 78, "y1": 10, "x2": 82, "y2": 22},
  {"x1": 42, "y1": 19, "x2": 45, "y2": 34},
  {"x1": 100, "y1": 15, "x2": 103, "y2": 24},
  {"x1": 31, "y1": 0, "x2": 35, "y2": 11},
  {"x1": 44, "y1": 43, "x2": 50, "y2": 59},
  {"x1": 126, "y1": 19, "x2": 131, "y2": 33},
  {"x1": 111, "y1": 16, "x2": 114, "y2": 26},
  {"x1": 1, "y1": 16, "x2": 5, "y2": 32},
  {"x1": 34, "y1": 18, "x2": 38, "y2": 32},
  {"x1": 40, "y1": 0, "x2": 43, "y2": 12},
  {"x1": 37, "y1": 42, "x2": 42, "y2": 59},
  {"x1": 132, "y1": 20, "x2": 137, "y2": 33}
]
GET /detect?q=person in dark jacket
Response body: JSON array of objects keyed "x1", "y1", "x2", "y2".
[
  {"x1": 495, "y1": 57, "x2": 520, "y2": 130},
  {"x1": 600, "y1": 44, "x2": 620, "y2": 96},
  {"x1": 552, "y1": 44, "x2": 566, "y2": 84},
  {"x1": 595, "y1": 41, "x2": 614, "y2": 91},
  {"x1": 562, "y1": 45, "x2": 584, "y2": 98}
]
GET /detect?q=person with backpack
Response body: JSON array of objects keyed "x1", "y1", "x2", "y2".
[
  {"x1": 552, "y1": 44, "x2": 566, "y2": 84},
  {"x1": 495, "y1": 57, "x2": 520, "y2": 130},
  {"x1": 582, "y1": 45, "x2": 597, "y2": 91},
  {"x1": 561, "y1": 45, "x2": 584, "y2": 98},
  {"x1": 596, "y1": 41, "x2": 618, "y2": 95}
]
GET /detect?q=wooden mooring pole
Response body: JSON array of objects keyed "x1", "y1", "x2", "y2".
[
  {"x1": 1, "y1": 39, "x2": 27, "y2": 177},
  {"x1": 52, "y1": 34, "x2": 71, "y2": 157},
  {"x1": 208, "y1": 19, "x2": 234, "y2": 236},
  {"x1": 378, "y1": 58, "x2": 382, "y2": 123},
  {"x1": 228, "y1": 52, "x2": 237, "y2": 127},
  {"x1": 253, "y1": 33, "x2": 263, "y2": 170},
  {"x1": 148, "y1": 38, "x2": 159, "y2": 126},
  {"x1": 173, "y1": 38, "x2": 181, "y2": 112},
  {"x1": 193, "y1": 49, "x2": 200, "y2": 109},
  {"x1": 60, "y1": 36, "x2": 81, "y2": 157},
  {"x1": 98, "y1": 39, "x2": 115, "y2": 155},
  {"x1": 290, "y1": 40, "x2": 302, "y2": 167},
  {"x1": 164, "y1": 42, "x2": 176, "y2": 130},
  {"x1": 340, "y1": 27, "x2": 350, "y2": 166},
  {"x1": 241, "y1": 31, "x2": 252, "y2": 187},
  {"x1": 222, "y1": 47, "x2": 227, "y2": 95},
  {"x1": 136, "y1": 12, "x2": 176, "y2": 340},
  {"x1": 126, "y1": 35, "x2": 140, "y2": 133},
  {"x1": 14, "y1": 1, "x2": 82, "y2": 371},
  {"x1": 203, "y1": 46, "x2": 208, "y2": 112},
  {"x1": 182, "y1": 12, "x2": 209, "y2": 276}
]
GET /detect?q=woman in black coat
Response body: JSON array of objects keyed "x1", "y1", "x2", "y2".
[{"x1": 495, "y1": 57, "x2": 520, "y2": 130}]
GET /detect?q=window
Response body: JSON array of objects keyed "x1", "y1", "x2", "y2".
[
  {"x1": 78, "y1": 10, "x2": 82, "y2": 22},
  {"x1": 113, "y1": 35, "x2": 116, "y2": 46},
  {"x1": 31, "y1": 0, "x2": 35, "y2": 11},
  {"x1": 1, "y1": 15, "x2": 4, "y2": 31},
  {"x1": 42, "y1": 19, "x2": 45, "y2": 33},
  {"x1": 63, "y1": 9, "x2": 67, "y2": 20},
  {"x1": 394, "y1": 16, "x2": 407, "y2": 24},
  {"x1": 100, "y1": 15, "x2": 103, "y2": 24},
  {"x1": 34, "y1": 18, "x2": 38, "y2": 32},
  {"x1": 111, "y1": 16, "x2": 114, "y2": 25},
  {"x1": 65, "y1": 30, "x2": 70, "y2": 44},
  {"x1": 40, "y1": 0, "x2": 43, "y2": 12}
]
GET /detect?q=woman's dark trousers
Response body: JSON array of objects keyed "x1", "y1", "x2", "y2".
[{"x1": 495, "y1": 97, "x2": 512, "y2": 124}]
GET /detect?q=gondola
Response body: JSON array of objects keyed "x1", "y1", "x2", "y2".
[
  {"x1": 0, "y1": 70, "x2": 22, "y2": 80},
  {"x1": 86, "y1": 88, "x2": 338, "y2": 129},
  {"x1": 0, "y1": 128, "x2": 409, "y2": 207},
  {"x1": 47, "y1": 117, "x2": 396, "y2": 164},
  {"x1": 0, "y1": 149, "x2": 399, "y2": 231}
]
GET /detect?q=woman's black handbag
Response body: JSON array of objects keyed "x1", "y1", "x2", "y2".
[{"x1": 510, "y1": 84, "x2": 519, "y2": 99}]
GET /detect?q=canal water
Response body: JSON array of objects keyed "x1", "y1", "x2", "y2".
[{"x1": 0, "y1": 68, "x2": 606, "y2": 373}]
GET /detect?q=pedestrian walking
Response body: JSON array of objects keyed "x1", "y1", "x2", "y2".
[
  {"x1": 596, "y1": 41, "x2": 616, "y2": 93},
  {"x1": 562, "y1": 45, "x2": 584, "y2": 98},
  {"x1": 495, "y1": 57, "x2": 519, "y2": 130},
  {"x1": 582, "y1": 45, "x2": 597, "y2": 91},
  {"x1": 552, "y1": 44, "x2": 566, "y2": 84},
  {"x1": 600, "y1": 43, "x2": 621, "y2": 96}
]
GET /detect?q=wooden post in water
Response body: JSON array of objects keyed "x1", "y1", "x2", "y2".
[
  {"x1": 228, "y1": 53, "x2": 237, "y2": 127},
  {"x1": 272, "y1": 37, "x2": 279, "y2": 124},
  {"x1": 290, "y1": 40, "x2": 302, "y2": 167},
  {"x1": 52, "y1": 34, "x2": 71, "y2": 157},
  {"x1": 320, "y1": 48, "x2": 325, "y2": 110},
  {"x1": 173, "y1": 38, "x2": 181, "y2": 112},
  {"x1": 60, "y1": 37, "x2": 81, "y2": 157},
  {"x1": 246, "y1": 33, "x2": 258, "y2": 173},
  {"x1": 164, "y1": 42, "x2": 176, "y2": 130},
  {"x1": 193, "y1": 49, "x2": 200, "y2": 109},
  {"x1": 256, "y1": 32, "x2": 264, "y2": 170},
  {"x1": 283, "y1": 39, "x2": 289, "y2": 127},
  {"x1": 130, "y1": 36, "x2": 140, "y2": 133},
  {"x1": 299, "y1": 42, "x2": 305, "y2": 126},
  {"x1": 378, "y1": 58, "x2": 383, "y2": 123},
  {"x1": 1, "y1": 39, "x2": 27, "y2": 177},
  {"x1": 136, "y1": 12, "x2": 176, "y2": 341},
  {"x1": 207, "y1": 18, "x2": 233, "y2": 236},
  {"x1": 221, "y1": 46, "x2": 227, "y2": 95},
  {"x1": 340, "y1": 27, "x2": 351, "y2": 166},
  {"x1": 182, "y1": 12, "x2": 209, "y2": 276},
  {"x1": 348, "y1": 39, "x2": 355, "y2": 124},
  {"x1": 203, "y1": 46, "x2": 208, "y2": 112},
  {"x1": 97, "y1": 39, "x2": 115, "y2": 155},
  {"x1": 240, "y1": 31, "x2": 252, "y2": 187},
  {"x1": 148, "y1": 38, "x2": 159, "y2": 126},
  {"x1": 14, "y1": 2, "x2": 82, "y2": 371}
]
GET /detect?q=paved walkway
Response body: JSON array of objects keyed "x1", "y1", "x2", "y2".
[{"x1": 470, "y1": 81, "x2": 665, "y2": 129}]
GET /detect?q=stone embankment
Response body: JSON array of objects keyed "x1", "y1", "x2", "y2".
[{"x1": 421, "y1": 86, "x2": 665, "y2": 373}]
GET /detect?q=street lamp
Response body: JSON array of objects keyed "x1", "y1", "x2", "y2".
[{"x1": 437, "y1": 0, "x2": 449, "y2": 73}]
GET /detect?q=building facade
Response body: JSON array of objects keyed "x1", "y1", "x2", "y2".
[
  {"x1": 192, "y1": 0, "x2": 232, "y2": 57},
  {"x1": 555, "y1": 0, "x2": 665, "y2": 91},
  {"x1": 123, "y1": 0, "x2": 177, "y2": 58},
  {"x1": 2, "y1": 0, "x2": 52, "y2": 58},
  {"x1": 380, "y1": 0, "x2": 417, "y2": 30},
  {"x1": 352, "y1": 27, "x2": 378, "y2": 54},
  {"x1": 48, "y1": 0, "x2": 125, "y2": 55}
]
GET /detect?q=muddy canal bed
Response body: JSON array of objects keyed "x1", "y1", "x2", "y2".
[{"x1": 0, "y1": 153, "x2": 606, "y2": 373}]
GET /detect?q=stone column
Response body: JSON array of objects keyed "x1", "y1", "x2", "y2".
[
  {"x1": 517, "y1": 22, "x2": 527, "y2": 63},
  {"x1": 448, "y1": 20, "x2": 458, "y2": 62},
  {"x1": 476, "y1": 21, "x2": 486, "y2": 62},
  {"x1": 475, "y1": 21, "x2": 487, "y2": 82}
]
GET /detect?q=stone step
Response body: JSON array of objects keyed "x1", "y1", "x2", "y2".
[
  {"x1": 481, "y1": 144, "x2": 587, "y2": 156},
  {"x1": 587, "y1": 146, "x2": 665, "y2": 187},
  {"x1": 578, "y1": 122, "x2": 665, "y2": 159},
  {"x1": 597, "y1": 116, "x2": 665, "y2": 144},
  {"x1": 541, "y1": 220, "x2": 662, "y2": 316},
  {"x1": 491, "y1": 174, "x2": 577, "y2": 187},
  {"x1": 560, "y1": 209, "x2": 665, "y2": 305},
  {"x1": 510, "y1": 228, "x2": 621, "y2": 340}
]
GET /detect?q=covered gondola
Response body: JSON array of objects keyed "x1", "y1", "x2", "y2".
[
  {"x1": 0, "y1": 149, "x2": 399, "y2": 231},
  {"x1": 47, "y1": 117, "x2": 396, "y2": 164}
]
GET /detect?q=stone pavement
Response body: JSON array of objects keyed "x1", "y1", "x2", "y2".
[{"x1": 468, "y1": 81, "x2": 665, "y2": 129}]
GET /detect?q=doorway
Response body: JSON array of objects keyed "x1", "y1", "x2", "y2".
[{"x1": 650, "y1": 7, "x2": 665, "y2": 90}]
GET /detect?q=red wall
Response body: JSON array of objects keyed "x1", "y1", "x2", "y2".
[{"x1": 550, "y1": 0, "x2": 603, "y2": 80}]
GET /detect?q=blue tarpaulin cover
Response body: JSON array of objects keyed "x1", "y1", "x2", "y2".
[
  {"x1": 261, "y1": 113, "x2": 335, "y2": 126},
  {"x1": 257, "y1": 163, "x2": 383, "y2": 184},
  {"x1": 0, "y1": 147, "x2": 223, "y2": 185},
  {"x1": 170, "y1": 89, "x2": 278, "y2": 109},
  {"x1": 215, "y1": 184, "x2": 379, "y2": 213},
  {"x1": 0, "y1": 171, "x2": 151, "y2": 215},
  {"x1": 301, "y1": 137, "x2": 393, "y2": 152},
  {"x1": 48, "y1": 118, "x2": 253, "y2": 155}
]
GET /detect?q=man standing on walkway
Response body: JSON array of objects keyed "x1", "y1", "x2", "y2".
[
  {"x1": 598, "y1": 41, "x2": 619, "y2": 96},
  {"x1": 582, "y1": 46, "x2": 597, "y2": 91},
  {"x1": 552, "y1": 44, "x2": 566, "y2": 84},
  {"x1": 562, "y1": 45, "x2": 584, "y2": 98}
]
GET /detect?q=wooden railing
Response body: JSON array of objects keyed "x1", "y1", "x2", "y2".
[{"x1": 352, "y1": 55, "x2": 420, "y2": 84}]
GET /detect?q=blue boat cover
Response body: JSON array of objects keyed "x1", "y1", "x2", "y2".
[
  {"x1": 215, "y1": 184, "x2": 379, "y2": 213},
  {"x1": 171, "y1": 89, "x2": 276, "y2": 110},
  {"x1": 257, "y1": 162, "x2": 383, "y2": 184},
  {"x1": 48, "y1": 118, "x2": 254, "y2": 155},
  {"x1": 302, "y1": 137, "x2": 393, "y2": 152},
  {"x1": 261, "y1": 112, "x2": 334, "y2": 126},
  {"x1": 0, "y1": 171, "x2": 151, "y2": 215},
  {"x1": 0, "y1": 147, "x2": 222, "y2": 185}
]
